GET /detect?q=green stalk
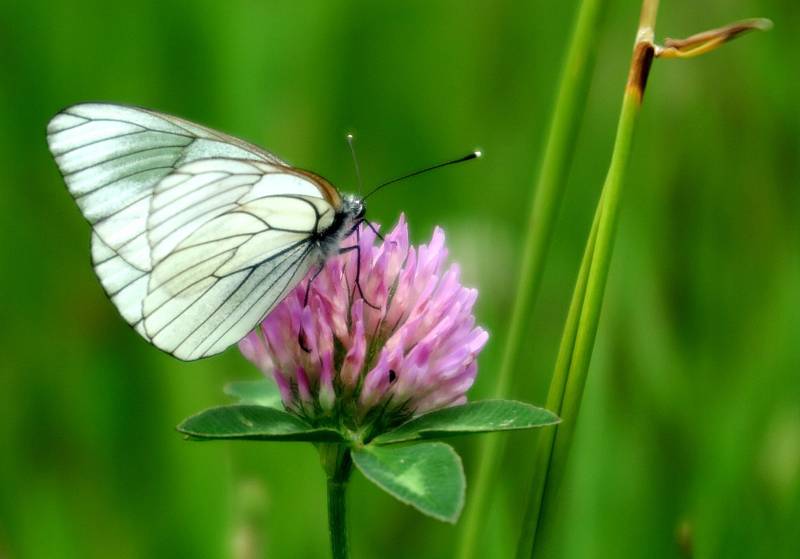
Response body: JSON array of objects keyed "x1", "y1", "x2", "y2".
[
  {"x1": 516, "y1": 199, "x2": 600, "y2": 556},
  {"x1": 456, "y1": 1, "x2": 606, "y2": 556},
  {"x1": 520, "y1": 2, "x2": 659, "y2": 556},
  {"x1": 320, "y1": 444, "x2": 353, "y2": 559},
  {"x1": 327, "y1": 478, "x2": 349, "y2": 559}
]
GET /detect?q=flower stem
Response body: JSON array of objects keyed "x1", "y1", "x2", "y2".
[
  {"x1": 321, "y1": 444, "x2": 353, "y2": 559},
  {"x1": 327, "y1": 477, "x2": 349, "y2": 559},
  {"x1": 456, "y1": 1, "x2": 606, "y2": 556},
  {"x1": 520, "y1": 1, "x2": 659, "y2": 557}
]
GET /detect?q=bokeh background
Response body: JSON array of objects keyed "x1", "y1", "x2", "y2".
[{"x1": 1, "y1": 0, "x2": 798, "y2": 557}]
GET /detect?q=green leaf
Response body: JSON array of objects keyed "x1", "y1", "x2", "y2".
[
  {"x1": 352, "y1": 442, "x2": 465, "y2": 523},
  {"x1": 224, "y1": 379, "x2": 282, "y2": 408},
  {"x1": 177, "y1": 405, "x2": 344, "y2": 442},
  {"x1": 372, "y1": 400, "x2": 559, "y2": 445}
]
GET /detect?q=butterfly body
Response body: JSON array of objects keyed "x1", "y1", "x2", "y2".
[
  {"x1": 314, "y1": 193, "x2": 365, "y2": 257},
  {"x1": 47, "y1": 103, "x2": 364, "y2": 361}
]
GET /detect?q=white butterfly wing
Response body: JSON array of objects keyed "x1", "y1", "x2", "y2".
[
  {"x1": 47, "y1": 103, "x2": 285, "y2": 267},
  {"x1": 142, "y1": 161, "x2": 335, "y2": 360},
  {"x1": 47, "y1": 103, "x2": 336, "y2": 360}
]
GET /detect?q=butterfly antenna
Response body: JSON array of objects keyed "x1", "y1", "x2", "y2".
[
  {"x1": 363, "y1": 150, "x2": 482, "y2": 201},
  {"x1": 346, "y1": 133, "x2": 364, "y2": 195}
]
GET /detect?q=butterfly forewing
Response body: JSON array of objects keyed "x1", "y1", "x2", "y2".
[
  {"x1": 48, "y1": 103, "x2": 285, "y2": 261},
  {"x1": 143, "y1": 193, "x2": 333, "y2": 360},
  {"x1": 91, "y1": 232, "x2": 151, "y2": 337},
  {"x1": 48, "y1": 103, "x2": 338, "y2": 360}
]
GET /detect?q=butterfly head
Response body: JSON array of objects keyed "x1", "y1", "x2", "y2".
[{"x1": 341, "y1": 193, "x2": 367, "y2": 231}]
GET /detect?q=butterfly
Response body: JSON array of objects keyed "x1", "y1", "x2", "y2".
[
  {"x1": 47, "y1": 103, "x2": 368, "y2": 361},
  {"x1": 47, "y1": 103, "x2": 479, "y2": 361}
]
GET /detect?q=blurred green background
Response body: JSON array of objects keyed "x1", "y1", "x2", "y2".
[{"x1": 1, "y1": 0, "x2": 797, "y2": 557}]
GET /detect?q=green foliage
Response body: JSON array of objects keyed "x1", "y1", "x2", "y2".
[
  {"x1": 178, "y1": 396, "x2": 557, "y2": 530},
  {"x1": 352, "y1": 442, "x2": 465, "y2": 523},
  {"x1": 373, "y1": 400, "x2": 559, "y2": 445},
  {"x1": 178, "y1": 396, "x2": 557, "y2": 527},
  {"x1": 177, "y1": 405, "x2": 345, "y2": 442}
]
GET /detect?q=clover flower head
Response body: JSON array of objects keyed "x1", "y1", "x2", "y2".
[{"x1": 239, "y1": 215, "x2": 488, "y2": 433}]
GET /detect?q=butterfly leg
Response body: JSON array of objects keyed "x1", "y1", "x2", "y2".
[
  {"x1": 303, "y1": 265, "x2": 325, "y2": 307},
  {"x1": 339, "y1": 230, "x2": 380, "y2": 310},
  {"x1": 365, "y1": 221, "x2": 385, "y2": 242},
  {"x1": 365, "y1": 221, "x2": 399, "y2": 249},
  {"x1": 298, "y1": 265, "x2": 326, "y2": 353}
]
